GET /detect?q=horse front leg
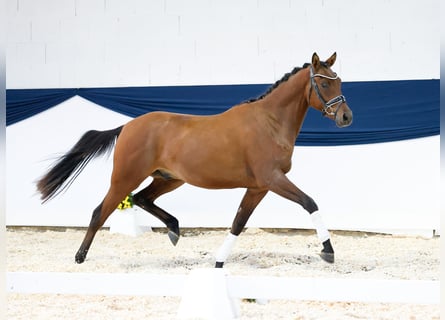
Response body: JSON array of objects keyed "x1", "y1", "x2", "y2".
[
  {"x1": 310, "y1": 211, "x2": 334, "y2": 263},
  {"x1": 215, "y1": 188, "x2": 268, "y2": 268},
  {"x1": 268, "y1": 171, "x2": 334, "y2": 263}
]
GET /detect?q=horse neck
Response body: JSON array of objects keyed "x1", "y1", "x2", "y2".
[{"x1": 259, "y1": 68, "x2": 310, "y2": 143}]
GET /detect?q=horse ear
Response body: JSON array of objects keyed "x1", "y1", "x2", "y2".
[
  {"x1": 326, "y1": 52, "x2": 337, "y2": 67},
  {"x1": 312, "y1": 52, "x2": 320, "y2": 69}
]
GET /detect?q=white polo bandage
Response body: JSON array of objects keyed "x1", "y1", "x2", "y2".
[
  {"x1": 310, "y1": 211, "x2": 330, "y2": 243},
  {"x1": 215, "y1": 233, "x2": 238, "y2": 263}
]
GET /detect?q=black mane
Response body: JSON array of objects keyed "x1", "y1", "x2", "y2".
[{"x1": 246, "y1": 62, "x2": 313, "y2": 103}]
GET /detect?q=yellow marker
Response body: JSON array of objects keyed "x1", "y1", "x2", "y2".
[{"x1": 117, "y1": 194, "x2": 133, "y2": 210}]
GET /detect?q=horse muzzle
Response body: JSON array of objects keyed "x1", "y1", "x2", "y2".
[{"x1": 335, "y1": 104, "x2": 353, "y2": 128}]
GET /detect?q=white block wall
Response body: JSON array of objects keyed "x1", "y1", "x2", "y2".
[{"x1": 6, "y1": 0, "x2": 440, "y2": 88}]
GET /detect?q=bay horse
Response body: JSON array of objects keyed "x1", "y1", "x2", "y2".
[{"x1": 37, "y1": 52, "x2": 352, "y2": 267}]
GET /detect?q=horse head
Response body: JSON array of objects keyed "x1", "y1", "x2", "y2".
[{"x1": 308, "y1": 52, "x2": 353, "y2": 128}]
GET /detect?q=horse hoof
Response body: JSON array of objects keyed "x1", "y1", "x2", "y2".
[
  {"x1": 168, "y1": 230, "x2": 180, "y2": 246},
  {"x1": 319, "y1": 251, "x2": 335, "y2": 263},
  {"x1": 215, "y1": 261, "x2": 224, "y2": 268},
  {"x1": 75, "y1": 253, "x2": 85, "y2": 264}
]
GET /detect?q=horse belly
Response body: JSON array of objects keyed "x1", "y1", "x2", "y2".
[{"x1": 162, "y1": 134, "x2": 253, "y2": 189}]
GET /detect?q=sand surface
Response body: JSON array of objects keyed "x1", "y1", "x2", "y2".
[{"x1": 6, "y1": 227, "x2": 440, "y2": 319}]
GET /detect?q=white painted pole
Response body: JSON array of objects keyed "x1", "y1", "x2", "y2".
[{"x1": 7, "y1": 272, "x2": 439, "y2": 305}]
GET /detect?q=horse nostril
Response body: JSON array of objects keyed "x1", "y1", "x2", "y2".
[
  {"x1": 336, "y1": 111, "x2": 352, "y2": 128},
  {"x1": 343, "y1": 112, "x2": 353, "y2": 124}
]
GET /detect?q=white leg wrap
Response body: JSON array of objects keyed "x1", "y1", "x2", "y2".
[
  {"x1": 215, "y1": 233, "x2": 238, "y2": 263},
  {"x1": 310, "y1": 211, "x2": 330, "y2": 243}
]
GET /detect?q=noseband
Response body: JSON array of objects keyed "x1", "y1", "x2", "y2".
[{"x1": 309, "y1": 66, "x2": 346, "y2": 117}]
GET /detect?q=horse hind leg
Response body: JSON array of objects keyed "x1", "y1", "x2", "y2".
[
  {"x1": 75, "y1": 202, "x2": 104, "y2": 263},
  {"x1": 133, "y1": 178, "x2": 185, "y2": 246},
  {"x1": 215, "y1": 188, "x2": 268, "y2": 268},
  {"x1": 75, "y1": 183, "x2": 138, "y2": 264}
]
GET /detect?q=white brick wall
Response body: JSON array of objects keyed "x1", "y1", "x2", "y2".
[{"x1": 6, "y1": 0, "x2": 440, "y2": 88}]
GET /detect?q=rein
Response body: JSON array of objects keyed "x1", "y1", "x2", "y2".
[{"x1": 309, "y1": 66, "x2": 346, "y2": 117}]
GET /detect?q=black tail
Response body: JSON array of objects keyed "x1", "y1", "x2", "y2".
[{"x1": 37, "y1": 126, "x2": 124, "y2": 202}]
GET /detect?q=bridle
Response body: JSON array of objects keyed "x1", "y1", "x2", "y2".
[{"x1": 309, "y1": 66, "x2": 346, "y2": 117}]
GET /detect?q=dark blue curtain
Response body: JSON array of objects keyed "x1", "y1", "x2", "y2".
[
  {"x1": 6, "y1": 79, "x2": 439, "y2": 146},
  {"x1": 6, "y1": 88, "x2": 78, "y2": 125}
]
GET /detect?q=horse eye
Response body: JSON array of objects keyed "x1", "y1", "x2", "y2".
[{"x1": 321, "y1": 82, "x2": 329, "y2": 89}]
